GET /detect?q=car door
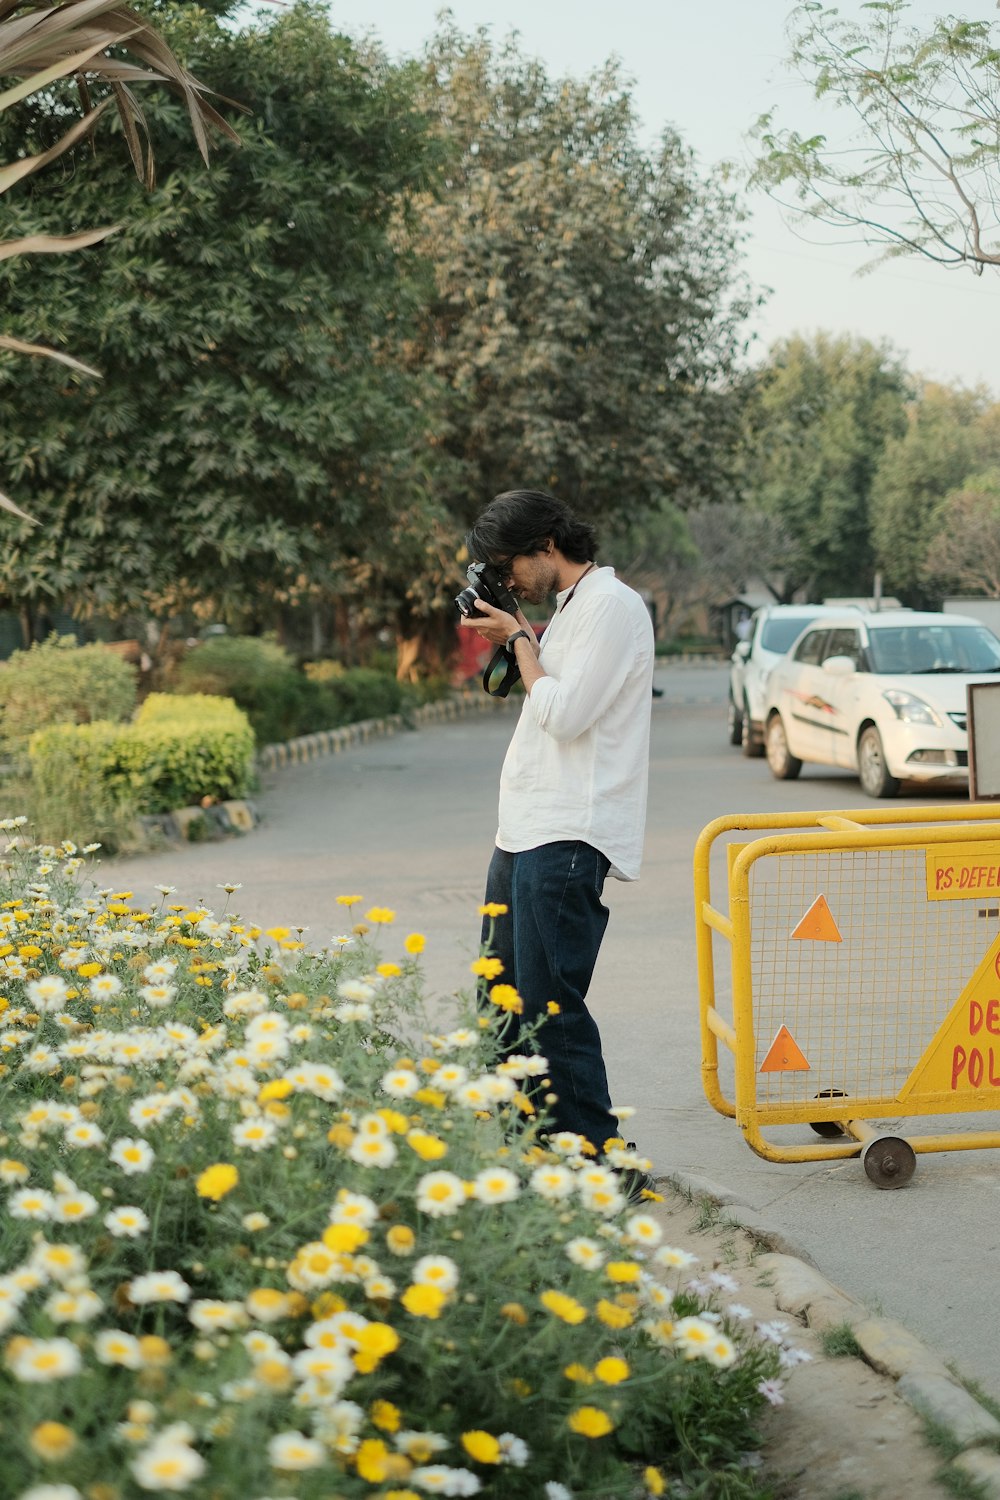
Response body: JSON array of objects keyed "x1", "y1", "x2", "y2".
[
  {"x1": 818, "y1": 626, "x2": 867, "y2": 768},
  {"x1": 777, "y1": 626, "x2": 832, "y2": 763}
]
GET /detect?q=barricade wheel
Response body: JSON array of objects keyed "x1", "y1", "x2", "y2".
[
  {"x1": 809, "y1": 1088, "x2": 847, "y2": 1137},
  {"x1": 861, "y1": 1135, "x2": 916, "y2": 1189}
]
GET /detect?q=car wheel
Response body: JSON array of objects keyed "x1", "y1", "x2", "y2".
[
  {"x1": 857, "y1": 725, "x2": 900, "y2": 799},
  {"x1": 765, "y1": 714, "x2": 802, "y2": 780},
  {"x1": 726, "y1": 694, "x2": 743, "y2": 746},
  {"x1": 741, "y1": 696, "x2": 765, "y2": 758}
]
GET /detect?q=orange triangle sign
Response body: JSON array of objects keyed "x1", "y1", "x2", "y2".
[
  {"x1": 899, "y1": 930, "x2": 1000, "y2": 1107},
  {"x1": 791, "y1": 894, "x2": 842, "y2": 943},
  {"x1": 760, "y1": 1024, "x2": 811, "y2": 1073}
]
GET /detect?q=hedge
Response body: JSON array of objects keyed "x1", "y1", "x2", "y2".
[
  {"x1": 0, "y1": 633, "x2": 137, "y2": 756},
  {"x1": 28, "y1": 695, "x2": 255, "y2": 847}
]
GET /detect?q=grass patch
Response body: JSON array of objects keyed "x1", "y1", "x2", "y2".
[{"x1": 820, "y1": 1324, "x2": 863, "y2": 1359}]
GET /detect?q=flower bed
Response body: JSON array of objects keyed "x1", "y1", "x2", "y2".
[{"x1": 0, "y1": 826, "x2": 790, "y2": 1500}]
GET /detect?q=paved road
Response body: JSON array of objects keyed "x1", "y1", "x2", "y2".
[{"x1": 97, "y1": 664, "x2": 1000, "y2": 1397}]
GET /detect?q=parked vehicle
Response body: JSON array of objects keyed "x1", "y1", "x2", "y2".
[
  {"x1": 728, "y1": 604, "x2": 848, "y2": 756},
  {"x1": 762, "y1": 610, "x2": 1000, "y2": 797}
]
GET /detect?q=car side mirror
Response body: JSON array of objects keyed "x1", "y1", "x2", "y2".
[
  {"x1": 822, "y1": 654, "x2": 856, "y2": 677},
  {"x1": 734, "y1": 641, "x2": 751, "y2": 661}
]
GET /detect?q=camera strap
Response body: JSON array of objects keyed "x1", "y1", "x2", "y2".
[{"x1": 482, "y1": 643, "x2": 521, "y2": 698}]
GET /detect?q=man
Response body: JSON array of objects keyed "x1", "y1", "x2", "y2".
[{"x1": 460, "y1": 488, "x2": 655, "y2": 1177}]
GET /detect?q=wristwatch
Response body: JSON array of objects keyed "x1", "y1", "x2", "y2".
[{"x1": 506, "y1": 629, "x2": 531, "y2": 649}]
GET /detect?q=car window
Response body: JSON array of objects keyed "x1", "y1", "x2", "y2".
[
  {"x1": 823, "y1": 628, "x2": 863, "y2": 667},
  {"x1": 868, "y1": 624, "x2": 1000, "y2": 674},
  {"x1": 759, "y1": 615, "x2": 824, "y2": 653},
  {"x1": 793, "y1": 628, "x2": 829, "y2": 665}
]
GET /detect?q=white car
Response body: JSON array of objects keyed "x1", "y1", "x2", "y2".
[
  {"x1": 762, "y1": 610, "x2": 1000, "y2": 797},
  {"x1": 728, "y1": 604, "x2": 849, "y2": 756}
]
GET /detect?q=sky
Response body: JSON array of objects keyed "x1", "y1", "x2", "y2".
[{"x1": 322, "y1": 0, "x2": 1000, "y2": 392}]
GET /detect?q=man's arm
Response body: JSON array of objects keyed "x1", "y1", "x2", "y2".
[{"x1": 458, "y1": 601, "x2": 543, "y2": 688}]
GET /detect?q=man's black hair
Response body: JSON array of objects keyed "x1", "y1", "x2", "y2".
[{"x1": 466, "y1": 489, "x2": 597, "y2": 565}]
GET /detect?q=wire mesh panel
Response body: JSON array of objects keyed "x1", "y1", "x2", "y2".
[{"x1": 748, "y1": 846, "x2": 996, "y2": 1110}]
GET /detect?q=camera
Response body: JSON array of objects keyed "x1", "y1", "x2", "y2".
[{"x1": 454, "y1": 561, "x2": 519, "y2": 619}]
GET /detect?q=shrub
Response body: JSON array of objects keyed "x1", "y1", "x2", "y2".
[
  {"x1": 172, "y1": 636, "x2": 316, "y2": 746},
  {"x1": 28, "y1": 696, "x2": 255, "y2": 845},
  {"x1": 0, "y1": 839, "x2": 788, "y2": 1499},
  {"x1": 0, "y1": 634, "x2": 137, "y2": 757}
]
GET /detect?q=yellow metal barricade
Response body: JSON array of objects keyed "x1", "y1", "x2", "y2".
[{"x1": 695, "y1": 805, "x2": 1000, "y2": 1187}]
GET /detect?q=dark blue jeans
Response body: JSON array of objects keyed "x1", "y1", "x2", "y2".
[{"x1": 481, "y1": 841, "x2": 619, "y2": 1154}]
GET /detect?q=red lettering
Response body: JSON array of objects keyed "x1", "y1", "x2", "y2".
[
  {"x1": 952, "y1": 1045, "x2": 967, "y2": 1090},
  {"x1": 969, "y1": 1048, "x2": 984, "y2": 1088},
  {"x1": 935, "y1": 866, "x2": 953, "y2": 891},
  {"x1": 960, "y1": 868, "x2": 972, "y2": 888},
  {"x1": 971, "y1": 1000, "x2": 984, "y2": 1035},
  {"x1": 987, "y1": 999, "x2": 1000, "y2": 1036},
  {"x1": 991, "y1": 1048, "x2": 1000, "y2": 1088}
]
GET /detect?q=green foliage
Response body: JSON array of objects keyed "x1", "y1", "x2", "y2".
[
  {"x1": 0, "y1": 841, "x2": 784, "y2": 1498},
  {"x1": 172, "y1": 636, "x2": 408, "y2": 743},
  {"x1": 0, "y1": 633, "x2": 137, "y2": 757},
  {"x1": 871, "y1": 383, "x2": 1000, "y2": 598},
  {"x1": 820, "y1": 1324, "x2": 863, "y2": 1359},
  {"x1": 399, "y1": 25, "x2": 756, "y2": 526},
  {"x1": 738, "y1": 333, "x2": 910, "y2": 598},
  {"x1": 0, "y1": 3, "x2": 440, "y2": 634},
  {"x1": 29, "y1": 694, "x2": 255, "y2": 842}
]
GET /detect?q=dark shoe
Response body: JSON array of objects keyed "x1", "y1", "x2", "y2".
[{"x1": 651, "y1": 686, "x2": 664, "y2": 698}]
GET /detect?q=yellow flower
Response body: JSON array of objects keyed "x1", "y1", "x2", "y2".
[
  {"x1": 327, "y1": 1122, "x2": 355, "y2": 1150},
  {"x1": 370, "y1": 1400, "x2": 401, "y2": 1433},
  {"x1": 596, "y1": 1298, "x2": 635, "y2": 1329},
  {"x1": 488, "y1": 984, "x2": 523, "y2": 1014},
  {"x1": 478, "y1": 902, "x2": 508, "y2": 917},
  {"x1": 605, "y1": 1261, "x2": 641, "y2": 1284},
  {"x1": 385, "y1": 1225, "x2": 416, "y2": 1257},
  {"x1": 196, "y1": 1163, "x2": 239, "y2": 1201},
  {"x1": 377, "y1": 962, "x2": 402, "y2": 978},
  {"x1": 336, "y1": 894, "x2": 362, "y2": 907},
  {"x1": 568, "y1": 1406, "x2": 614, "y2": 1438},
  {"x1": 365, "y1": 907, "x2": 396, "y2": 925},
  {"x1": 540, "y1": 1289, "x2": 587, "y2": 1324},
  {"x1": 401, "y1": 1283, "x2": 447, "y2": 1319},
  {"x1": 30, "y1": 1421, "x2": 76, "y2": 1460},
  {"x1": 594, "y1": 1356, "x2": 630, "y2": 1384},
  {"x1": 470, "y1": 956, "x2": 504, "y2": 979},
  {"x1": 499, "y1": 1302, "x2": 528, "y2": 1325},
  {"x1": 355, "y1": 1438, "x2": 391, "y2": 1482},
  {"x1": 414, "y1": 1087, "x2": 447, "y2": 1109},
  {"x1": 563, "y1": 1362, "x2": 594, "y2": 1384},
  {"x1": 138, "y1": 1335, "x2": 172, "y2": 1366},
  {"x1": 378, "y1": 1108, "x2": 410, "y2": 1134},
  {"x1": 322, "y1": 1223, "x2": 369, "y2": 1253},
  {"x1": 257, "y1": 1078, "x2": 294, "y2": 1103},
  {"x1": 645, "y1": 1466, "x2": 667, "y2": 1495},
  {"x1": 406, "y1": 1129, "x2": 448, "y2": 1161},
  {"x1": 547, "y1": 1001, "x2": 561, "y2": 1015},
  {"x1": 461, "y1": 1430, "x2": 501, "y2": 1465},
  {"x1": 353, "y1": 1322, "x2": 401, "y2": 1371},
  {"x1": 404, "y1": 933, "x2": 426, "y2": 954},
  {"x1": 77, "y1": 962, "x2": 102, "y2": 978}
]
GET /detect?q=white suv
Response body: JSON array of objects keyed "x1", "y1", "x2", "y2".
[{"x1": 728, "y1": 604, "x2": 848, "y2": 757}]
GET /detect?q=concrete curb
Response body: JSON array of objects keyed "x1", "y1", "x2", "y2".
[
  {"x1": 256, "y1": 691, "x2": 515, "y2": 773},
  {"x1": 659, "y1": 1166, "x2": 1000, "y2": 1495}
]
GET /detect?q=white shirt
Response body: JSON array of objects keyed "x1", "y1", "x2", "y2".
[{"x1": 496, "y1": 566, "x2": 654, "y2": 880}]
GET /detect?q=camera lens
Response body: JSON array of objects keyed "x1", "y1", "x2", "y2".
[{"x1": 455, "y1": 586, "x2": 481, "y2": 617}]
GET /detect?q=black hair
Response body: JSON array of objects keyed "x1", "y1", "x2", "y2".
[{"x1": 466, "y1": 489, "x2": 597, "y2": 565}]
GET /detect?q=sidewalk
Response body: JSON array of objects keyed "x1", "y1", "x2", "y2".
[{"x1": 653, "y1": 1171, "x2": 1000, "y2": 1500}]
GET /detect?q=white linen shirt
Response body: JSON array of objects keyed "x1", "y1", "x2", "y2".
[{"x1": 496, "y1": 566, "x2": 654, "y2": 880}]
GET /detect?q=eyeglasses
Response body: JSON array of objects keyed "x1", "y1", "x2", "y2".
[{"x1": 492, "y1": 552, "x2": 518, "y2": 581}]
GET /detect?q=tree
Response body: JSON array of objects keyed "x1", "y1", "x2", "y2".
[
  {"x1": 870, "y1": 381, "x2": 1000, "y2": 599},
  {"x1": 738, "y1": 333, "x2": 910, "y2": 599},
  {"x1": 395, "y1": 23, "x2": 756, "y2": 531},
  {"x1": 924, "y1": 472, "x2": 1000, "y2": 597},
  {"x1": 0, "y1": 0, "x2": 237, "y2": 521},
  {"x1": 0, "y1": 4, "x2": 442, "y2": 650},
  {"x1": 752, "y1": 2, "x2": 1000, "y2": 275}
]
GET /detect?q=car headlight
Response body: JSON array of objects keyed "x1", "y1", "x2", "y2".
[{"x1": 882, "y1": 689, "x2": 943, "y2": 727}]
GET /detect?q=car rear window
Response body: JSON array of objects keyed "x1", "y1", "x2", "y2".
[{"x1": 759, "y1": 615, "x2": 823, "y2": 653}]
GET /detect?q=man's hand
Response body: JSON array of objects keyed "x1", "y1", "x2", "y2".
[{"x1": 459, "y1": 599, "x2": 520, "y2": 645}]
